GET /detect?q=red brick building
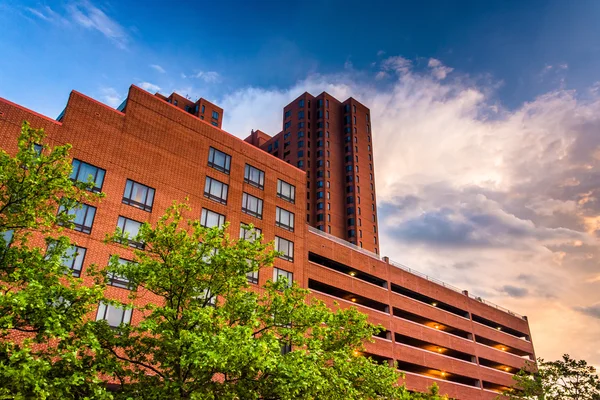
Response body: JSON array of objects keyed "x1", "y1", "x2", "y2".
[
  {"x1": 0, "y1": 85, "x2": 535, "y2": 399},
  {"x1": 245, "y1": 93, "x2": 379, "y2": 254}
]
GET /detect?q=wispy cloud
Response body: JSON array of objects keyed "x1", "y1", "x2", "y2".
[
  {"x1": 574, "y1": 303, "x2": 600, "y2": 319},
  {"x1": 194, "y1": 71, "x2": 221, "y2": 83},
  {"x1": 138, "y1": 82, "x2": 161, "y2": 92},
  {"x1": 428, "y1": 58, "x2": 453, "y2": 80},
  {"x1": 380, "y1": 56, "x2": 412, "y2": 74},
  {"x1": 150, "y1": 64, "x2": 166, "y2": 73},
  {"x1": 26, "y1": 5, "x2": 68, "y2": 25},
  {"x1": 24, "y1": 1, "x2": 129, "y2": 49},
  {"x1": 99, "y1": 87, "x2": 122, "y2": 107}
]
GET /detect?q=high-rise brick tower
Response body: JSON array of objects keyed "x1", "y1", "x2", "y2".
[{"x1": 245, "y1": 92, "x2": 379, "y2": 254}]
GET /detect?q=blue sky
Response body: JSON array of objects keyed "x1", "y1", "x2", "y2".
[
  {"x1": 2, "y1": 0, "x2": 600, "y2": 367},
  {"x1": 1, "y1": 0, "x2": 600, "y2": 116}
]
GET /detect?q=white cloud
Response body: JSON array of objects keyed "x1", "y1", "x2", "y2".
[
  {"x1": 138, "y1": 82, "x2": 161, "y2": 93},
  {"x1": 26, "y1": 6, "x2": 68, "y2": 25},
  {"x1": 377, "y1": 50, "x2": 386, "y2": 56},
  {"x1": 99, "y1": 87, "x2": 122, "y2": 107},
  {"x1": 66, "y1": 1, "x2": 129, "y2": 49},
  {"x1": 150, "y1": 64, "x2": 166, "y2": 73},
  {"x1": 194, "y1": 71, "x2": 221, "y2": 83},
  {"x1": 427, "y1": 58, "x2": 453, "y2": 80},
  {"x1": 217, "y1": 57, "x2": 600, "y2": 366},
  {"x1": 381, "y1": 56, "x2": 412, "y2": 74}
]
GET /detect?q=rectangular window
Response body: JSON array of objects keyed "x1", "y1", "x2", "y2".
[
  {"x1": 58, "y1": 203, "x2": 96, "y2": 234},
  {"x1": 247, "y1": 270, "x2": 259, "y2": 284},
  {"x1": 208, "y1": 147, "x2": 231, "y2": 174},
  {"x1": 277, "y1": 179, "x2": 296, "y2": 203},
  {"x1": 122, "y1": 179, "x2": 155, "y2": 212},
  {"x1": 298, "y1": 99, "x2": 305, "y2": 107},
  {"x1": 204, "y1": 176, "x2": 229, "y2": 204},
  {"x1": 240, "y1": 224, "x2": 262, "y2": 242},
  {"x1": 244, "y1": 164, "x2": 265, "y2": 189},
  {"x1": 273, "y1": 267, "x2": 293, "y2": 287},
  {"x1": 58, "y1": 245, "x2": 87, "y2": 277},
  {"x1": 107, "y1": 258, "x2": 134, "y2": 289},
  {"x1": 275, "y1": 207, "x2": 295, "y2": 231},
  {"x1": 275, "y1": 237, "x2": 294, "y2": 262},
  {"x1": 96, "y1": 302, "x2": 132, "y2": 328},
  {"x1": 284, "y1": 110, "x2": 291, "y2": 118},
  {"x1": 212, "y1": 111, "x2": 219, "y2": 119},
  {"x1": 70, "y1": 159, "x2": 105, "y2": 192},
  {"x1": 284, "y1": 121, "x2": 291, "y2": 129},
  {"x1": 117, "y1": 216, "x2": 144, "y2": 249},
  {"x1": 298, "y1": 111, "x2": 304, "y2": 119},
  {"x1": 201, "y1": 105, "x2": 205, "y2": 113},
  {"x1": 201, "y1": 208, "x2": 225, "y2": 228},
  {"x1": 242, "y1": 193, "x2": 263, "y2": 219}
]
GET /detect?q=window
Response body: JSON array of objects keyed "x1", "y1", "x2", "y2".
[
  {"x1": 348, "y1": 218, "x2": 356, "y2": 226},
  {"x1": 298, "y1": 99, "x2": 304, "y2": 107},
  {"x1": 201, "y1": 208, "x2": 225, "y2": 228},
  {"x1": 317, "y1": 214, "x2": 324, "y2": 222},
  {"x1": 317, "y1": 202, "x2": 324, "y2": 210},
  {"x1": 298, "y1": 111, "x2": 304, "y2": 119},
  {"x1": 242, "y1": 193, "x2": 263, "y2": 219},
  {"x1": 345, "y1": 104, "x2": 350, "y2": 113},
  {"x1": 273, "y1": 267, "x2": 293, "y2": 287},
  {"x1": 277, "y1": 180, "x2": 296, "y2": 203},
  {"x1": 108, "y1": 258, "x2": 134, "y2": 289},
  {"x1": 317, "y1": 150, "x2": 323, "y2": 158},
  {"x1": 317, "y1": 170, "x2": 324, "y2": 178},
  {"x1": 268, "y1": 144, "x2": 273, "y2": 152},
  {"x1": 348, "y1": 230, "x2": 356, "y2": 238},
  {"x1": 96, "y1": 302, "x2": 132, "y2": 328},
  {"x1": 276, "y1": 207, "x2": 295, "y2": 231},
  {"x1": 326, "y1": 99, "x2": 329, "y2": 107},
  {"x1": 240, "y1": 224, "x2": 262, "y2": 242},
  {"x1": 285, "y1": 110, "x2": 291, "y2": 118},
  {"x1": 316, "y1": 191, "x2": 324, "y2": 199},
  {"x1": 298, "y1": 150, "x2": 304, "y2": 158},
  {"x1": 212, "y1": 111, "x2": 219, "y2": 119},
  {"x1": 204, "y1": 176, "x2": 229, "y2": 204},
  {"x1": 117, "y1": 216, "x2": 144, "y2": 249},
  {"x1": 247, "y1": 270, "x2": 259, "y2": 285},
  {"x1": 70, "y1": 159, "x2": 105, "y2": 192},
  {"x1": 317, "y1": 99, "x2": 323, "y2": 108},
  {"x1": 326, "y1": 111, "x2": 329, "y2": 119},
  {"x1": 58, "y1": 203, "x2": 96, "y2": 234},
  {"x1": 201, "y1": 105, "x2": 206, "y2": 113},
  {"x1": 298, "y1": 131, "x2": 305, "y2": 138},
  {"x1": 244, "y1": 164, "x2": 265, "y2": 189},
  {"x1": 347, "y1": 207, "x2": 355, "y2": 215},
  {"x1": 208, "y1": 147, "x2": 231, "y2": 174},
  {"x1": 317, "y1": 110, "x2": 323, "y2": 119},
  {"x1": 284, "y1": 132, "x2": 291, "y2": 140},
  {"x1": 297, "y1": 160, "x2": 304, "y2": 168},
  {"x1": 57, "y1": 245, "x2": 87, "y2": 277},
  {"x1": 122, "y1": 179, "x2": 155, "y2": 211},
  {"x1": 298, "y1": 140, "x2": 304, "y2": 148},
  {"x1": 298, "y1": 122, "x2": 305, "y2": 129},
  {"x1": 275, "y1": 237, "x2": 294, "y2": 262},
  {"x1": 316, "y1": 181, "x2": 324, "y2": 188}
]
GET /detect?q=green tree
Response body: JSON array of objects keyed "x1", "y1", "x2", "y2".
[
  {"x1": 504, "y1": 354, "x2": 600, "y2": 400},
  {"x1": 0, "y1": 122, "x2": 108, "y2": 399},
  {"x1": 94, "y1": 203, "x2": 441, "y2": 400}
]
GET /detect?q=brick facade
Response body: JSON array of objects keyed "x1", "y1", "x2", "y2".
[{"x1": 0, "y1": 85, "x2": 535, "y2": 399}]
